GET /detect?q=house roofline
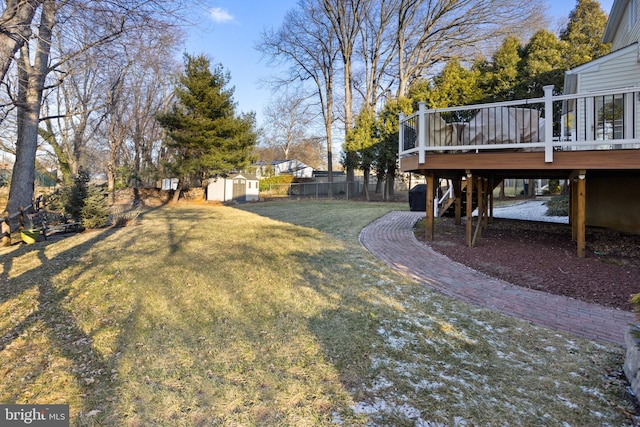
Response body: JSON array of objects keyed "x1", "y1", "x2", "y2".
[
  {"x1": 603, "y1": 0, "x2": 628, "y2": 43},
  {"x1": 563, "y1": 42, "x2": 639, "y2": 94}
]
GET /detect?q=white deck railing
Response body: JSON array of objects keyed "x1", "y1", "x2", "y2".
[{"x1": 399, "y1": 85, "x2": 640, "y2": 164}]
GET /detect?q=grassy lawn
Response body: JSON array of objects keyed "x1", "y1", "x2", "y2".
[{"x1": 0, "y1": 200, "x2": 633, "y2": 426}]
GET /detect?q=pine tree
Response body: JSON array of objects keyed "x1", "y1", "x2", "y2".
[
  {"x1": 521, "y1": 29, "x2": 566, "y2": 95},
  {"x1": 484, "y1": 36, "x2": 523, "y2": 102},
  {"x1": 560, "y1": 0, "x2": 610, "y2": 69},
  {"x1": 81, "y1": 185, "x2": 110, "y2": 228},
  {"x1": 157, "y1": 54, "x2": 257, "y2": 201}
]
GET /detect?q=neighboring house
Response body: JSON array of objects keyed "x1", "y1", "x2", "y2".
[
  {"x1": 397, "y1": 0, "x2": 640, "y2": 257},
  {"x1": 254, "y1": 160, "x2": 314, "y2": 179},
  {"x1": 207, "y1": 173, "x2": 259, "y2": 203}
]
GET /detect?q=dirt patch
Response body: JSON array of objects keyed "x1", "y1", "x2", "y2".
[{"x1": 415, "y1": 217, "x2": 640, "y2": 311}]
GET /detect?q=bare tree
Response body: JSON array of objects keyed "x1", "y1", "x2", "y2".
[
  {"x1": 321, "y1": 0, "x2": 364, "y2": 183},
  {"x1": 5, "y1": 0, "x2": 190, "y2": 215},
  {"x1": 0, "y1": 0, "x2": 43, "y2": 83},
  {"x1": 395, "y1": 0, "x2": 544, "y2": 97},
  {"x1": 8, "y1": 0, "x2": 55, "y2": 215},
  {"x1": 259, "y1": 0, "x2": 338, "y2": 187},
  {"x1": 262, "y1": 90, "x2": 315, "y2": 160},
  {"x1": 39, "y1": 47, "x2": 110, "y2": 183},
  {"x1": 355, "y1": 0, "x2": 398, "y2": 109}
]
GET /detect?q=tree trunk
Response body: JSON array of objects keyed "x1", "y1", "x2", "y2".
[
  {"x1": 6, "y1": 0, "x2": 54, "y2": 215},
  {"x1": 172, "y1": 178, "x2": 182, "y2": 203},
  {"x1": 107, "y1": 156, "x2": 116, "y2": 204},
  {"x1": 385, "y1": 170, "x2": 395, "y2": 199},
  {"x1": 0, "y1": 0, "x2": 42, "y2": 83},
  {"x1": 363, "y1": 167, "x2": 370, "y2": 201}
]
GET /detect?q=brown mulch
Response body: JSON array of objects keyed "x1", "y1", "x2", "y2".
[{"x1": 415, "y1": 216, "x2": 640, "y2": 311}]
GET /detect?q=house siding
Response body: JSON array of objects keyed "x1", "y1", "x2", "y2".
[
  {"x1": 608, "y1": 0, "x2": 640, "y2": 50},
  {"x1": 587, "y1": 176, "x2": 640, "y2": 234},
  {"x1": 577, "y1": 46, "x2": 640, "y2": 91},
  {"x1": 573, "y1": 45, "x2": 640, "y2": 142}
]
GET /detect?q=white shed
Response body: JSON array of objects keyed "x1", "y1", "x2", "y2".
[{"x1": 207, "y1": 174, "x2": 259, "y2": 202}]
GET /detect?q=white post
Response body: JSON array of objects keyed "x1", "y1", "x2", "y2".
[
  {"x1": 399, "y1": 112, "x2": 405, "y2": 157},
  {"x1": 418, "y1": 102, "x2": 427, "y2": 164},
  {"x1": 543, "y1": 85, "x2": 554, "y2": 162}
]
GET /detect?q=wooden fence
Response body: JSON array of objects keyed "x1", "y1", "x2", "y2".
[{"x1": 1, "y1": 196, "x2": 43, "y2": 246}]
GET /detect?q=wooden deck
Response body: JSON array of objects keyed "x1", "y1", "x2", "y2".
[
  {"x1": 400, "y1": 149, "x2": 640, "y2": 179},
  {"x1": 399, "y1": 86, "x2": 640, "y2": 257}
]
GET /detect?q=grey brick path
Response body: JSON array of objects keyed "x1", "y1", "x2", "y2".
[{"x1": 359, "y1": 211, "x2": 636, "y2": 347}]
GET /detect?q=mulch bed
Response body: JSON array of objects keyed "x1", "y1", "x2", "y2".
[{"x1": 415, "y1": 216, "x2": 640, "y2": 311}]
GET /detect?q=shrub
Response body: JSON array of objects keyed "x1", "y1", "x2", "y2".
[
  {"x1": 46, "y1": 169, "x2": 109, "y2": 228},
  {"x1": 631, "y1": 294, "x2": 640, "y2": 319},
  {"x1": 259, "y1": 175, "x2": 294, "y2": 193},
  {"x1": 545, "y1": 195, "x2": 569, "y2": 216},
  {"x1": 81, "y1": 185, "x2": 110, "y2": 228}
]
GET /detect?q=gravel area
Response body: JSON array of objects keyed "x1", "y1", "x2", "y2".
[{"x1": 416, "y1": 199, "x2": 640, "y2": 311}]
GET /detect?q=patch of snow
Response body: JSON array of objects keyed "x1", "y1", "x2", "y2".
[
  {"x1": 557, "y1": 395, "x2": 579, "y2": 409},
  {"x1": 474, "y1": 200, "x2": 568, "y2": 223}
]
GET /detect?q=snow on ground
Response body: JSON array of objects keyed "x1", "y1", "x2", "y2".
[{"x1": 473, "y1": 200, "x2": 568, "y2": 224}]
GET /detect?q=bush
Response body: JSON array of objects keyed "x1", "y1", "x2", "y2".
[
  {"x1": 259, "y1": 175, "x2": 294, "y2": 192},
  {"x1": 545, "y1": 195, "x2": 569, "y2": 216},
  {"x1": 46, "y1": 169, "x2": 109, "y2": 228},
  {"x1": 631, "y1": 294, "x2": 640, "y2": 319},
  {"x1": 81, "y1": 185, "x2": 109, "y2": 228}
]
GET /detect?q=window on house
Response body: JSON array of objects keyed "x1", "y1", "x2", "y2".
[{"x1": 595, "y1": 94, "x2": 625, "y2": 140}]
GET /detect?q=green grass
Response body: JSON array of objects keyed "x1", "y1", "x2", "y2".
[{"x1": 0, "y1": 200, "x2": 634, "y2": 426}]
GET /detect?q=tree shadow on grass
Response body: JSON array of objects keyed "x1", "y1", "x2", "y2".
[{"x1": 0, "y1": 228, "x2": 142, "y2": 424}]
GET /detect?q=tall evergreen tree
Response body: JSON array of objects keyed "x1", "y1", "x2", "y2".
[
  {"x1": 483, "y1": 36, "x2": 523, "y2": 101},
  {"x1": 373, "y1": 97, "x2": 412, "y2": 199},
  {"x1": 560, "y1": 0, "x2": 610, "y2": 69},
  {"x1": 344, "y1": 108, "x2": 377, "y2": 200},
  {"x1": 520, "y1": 29, "x2": 566, "y2": 95},
  {"x1": 157, "y1": 54, "x2": 257, "y2": 201},
  {"x1": 408, "y1": 58, "x2": 486, "y2": 110}
]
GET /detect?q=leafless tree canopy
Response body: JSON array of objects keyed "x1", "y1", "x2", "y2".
[
  {"x1": 258, "y1": 0, "x2": 545, "y2": 177},
  {"x1": 1, "y1": 0, "x2": 195, "y2": 214}
]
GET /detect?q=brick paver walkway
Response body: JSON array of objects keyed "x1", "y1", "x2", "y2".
[{"x1": 359, "y1": 211, "x2": 636, "y2": 347}]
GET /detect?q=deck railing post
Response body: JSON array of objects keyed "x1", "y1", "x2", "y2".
[
  {"x1": 418, "y1": 102, "x2": 427, "y2": 164},
  {"x1": 399, "y1": 112, "x2": 405, "y2": 156},
  {"x1": 543, "y1": 85, "x2": 554, "y2": 162}
]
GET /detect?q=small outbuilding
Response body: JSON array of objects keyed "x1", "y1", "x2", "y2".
[{"x1": 207, "y1": 173, "x2": 259, "y2": 203}]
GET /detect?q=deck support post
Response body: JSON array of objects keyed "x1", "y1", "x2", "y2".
[
  {"x1": 476, "y1": 177, "x2": 484, "y2": 236},
  {"x1": 465, "y1": 171, "x2": 473, "y2": 247},
  {"x1": 425, "y1": 172, "x2": 435, "y2": 241},
  {"x1": 482, "y1": 178, "x2": 489, "y2": 229},
  {"x1": 488, "y1": 177, "x2": 495, "y2": 224},
  {"x1": 570, "y1": 170, "x2": 587, "y2": 257},
  {"x1": 454, "y1": 178, "x2": 462, "y2": 225},
  {"x1": 576, "y1": 171, "x2": 586, "y2": 258}
]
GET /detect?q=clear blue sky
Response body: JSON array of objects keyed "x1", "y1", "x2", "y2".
[{"x1": 183, "y1": 0, "x2": 615, "y2": 128}]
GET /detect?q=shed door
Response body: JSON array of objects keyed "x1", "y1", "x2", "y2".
[{"x1": 233, "y1": 178, "x2": 246, "y2": 202}]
